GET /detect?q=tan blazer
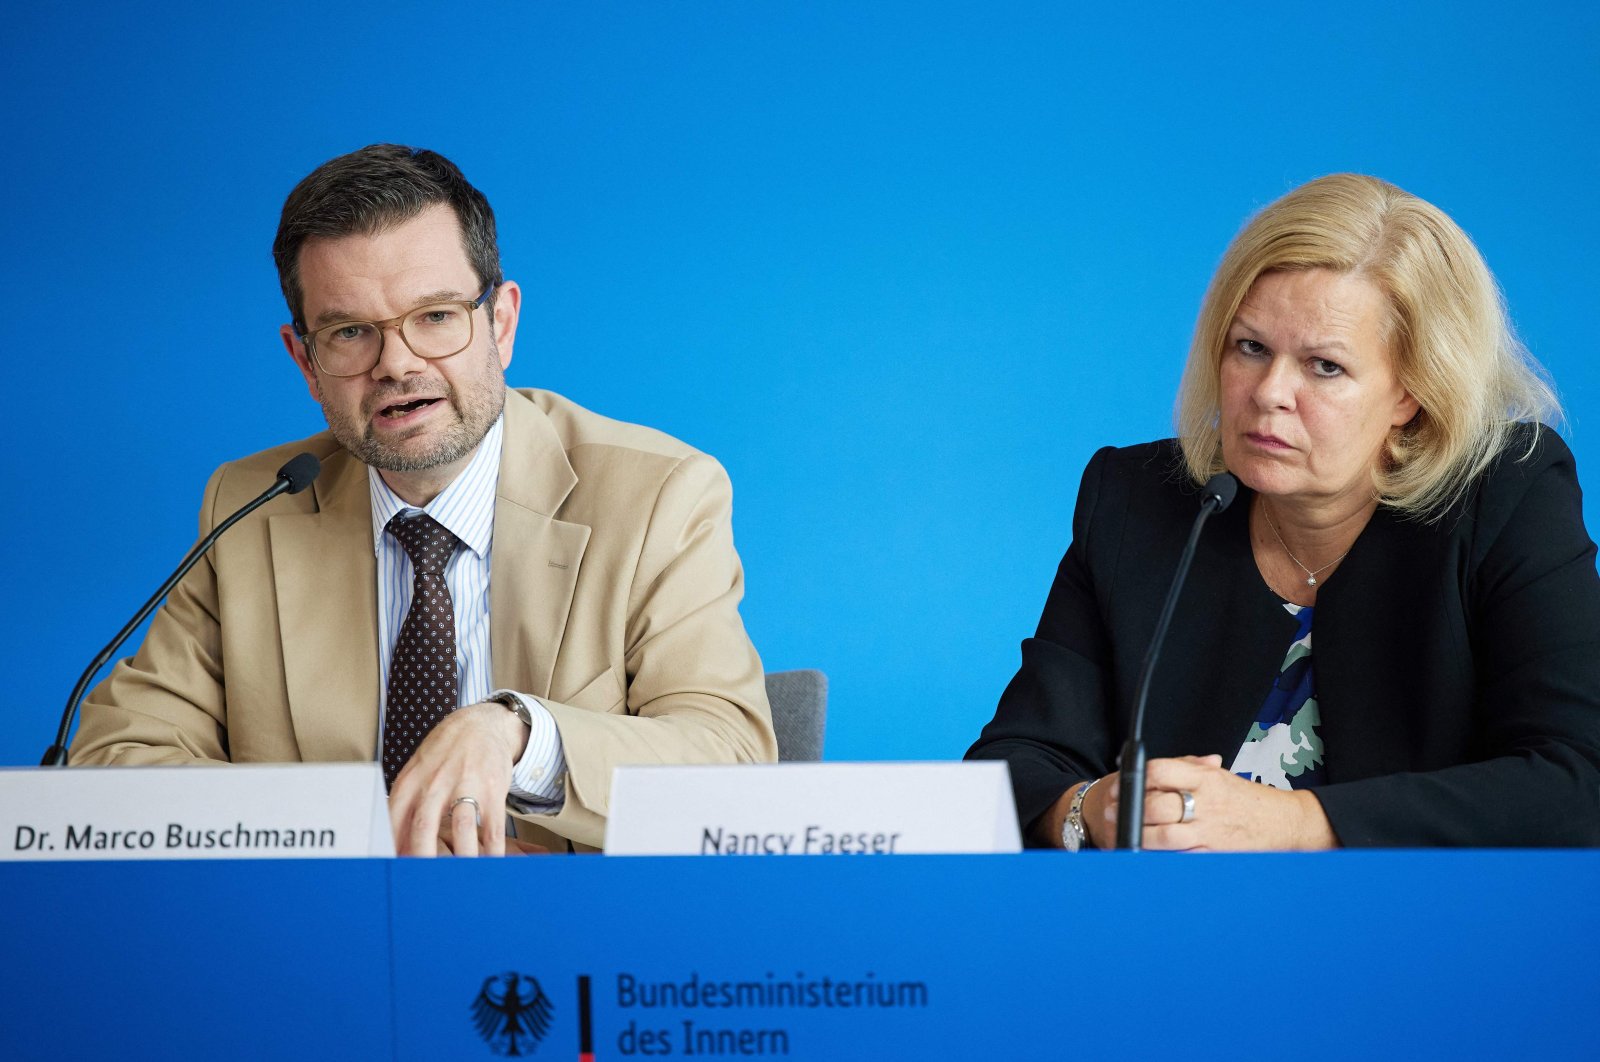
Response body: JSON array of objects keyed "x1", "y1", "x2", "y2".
[{"x1": 72, "y1": 388, "x2": 777, "y2": 850}]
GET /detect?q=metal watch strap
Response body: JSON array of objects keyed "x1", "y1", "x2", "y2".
[
  {"x1": 1062, "y1": 778, "x2": 1100, "y2": 852},
  {"x1": 489, "y1": 691, "x2": 533, "y2": 728}
]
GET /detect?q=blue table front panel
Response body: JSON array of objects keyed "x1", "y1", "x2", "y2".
[{"x1": 4, "y1": 852, "x2": 1595, "y2": 1060}]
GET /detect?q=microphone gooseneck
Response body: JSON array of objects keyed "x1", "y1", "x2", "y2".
[
  {"x1": 1114, "y1": 472, "x2": 1236, "y2": 850},
  {"x1": 41, "y1": 453, "x2": 322, "y2": 766}
]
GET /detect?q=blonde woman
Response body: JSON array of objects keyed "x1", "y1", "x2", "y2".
[{"x1": 968, "y1": 174, "x2": 1600, "y2": 849}]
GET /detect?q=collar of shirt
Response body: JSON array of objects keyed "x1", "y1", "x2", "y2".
[{"x1": 367, "y1": 413, "x2": 504, "y2": 556}]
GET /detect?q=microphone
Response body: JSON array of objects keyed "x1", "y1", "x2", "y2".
[
  {"x1": 277, "y1": 452, "x2": 320, "y2": 495},
  {"x1": 41, "y1": 453, "x2": 322, "y2": 766},
  {"x1": 1114, "y1": 471, "x2": 1237, "y2": 850}
]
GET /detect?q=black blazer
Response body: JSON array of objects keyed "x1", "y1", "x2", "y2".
[{"x1": 967, "y1": 427, "x2": 1600, "y2": 846}]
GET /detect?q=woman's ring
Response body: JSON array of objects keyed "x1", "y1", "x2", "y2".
[
  {"x1": 1179, "y1": 790, "x2": 1195, "y2": 824},
  {"x1": 450, "y1": 795, "x2": 483, "y2": 827}
]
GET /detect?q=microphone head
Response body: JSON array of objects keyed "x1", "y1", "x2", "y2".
[
  {"x1": 276, "y1": 452, "x2": 322, "y2": 495},
  {"x1": 1202, "y1": 472, "x2": 1238, "y2": 513}
]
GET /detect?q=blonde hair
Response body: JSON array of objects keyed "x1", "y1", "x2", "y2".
[{"x1": 1176, "y1": 173, "x2": 1560, "y2": 519}]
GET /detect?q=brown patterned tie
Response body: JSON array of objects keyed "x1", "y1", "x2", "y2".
[{"x1": 382, "y1": 512, "x2": 461, "y2": 787}]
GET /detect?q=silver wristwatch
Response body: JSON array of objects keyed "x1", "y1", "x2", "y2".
[
  {"x1": 1061, "y1": 778, "x2": 1100, "y2": 852},
  {"x1": 489, "y1": 690, "x2": 533, "y2": 728}
]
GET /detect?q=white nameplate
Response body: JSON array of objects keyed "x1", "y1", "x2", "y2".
[
  {"x1": 604, "y1": 761, "x2": 1022, "y2": 855},
  {"x1": 0, "y1": 763, "x2": 394, "y2": 860}
]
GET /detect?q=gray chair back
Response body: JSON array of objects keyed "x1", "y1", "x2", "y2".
[{"x1": 764, "y1": 669, "x2": 828, "y2": 762}]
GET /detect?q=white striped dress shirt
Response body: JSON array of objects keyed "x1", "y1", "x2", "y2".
[{"x1": 369, "y1": 413, "x2": 566, "y2": 808}]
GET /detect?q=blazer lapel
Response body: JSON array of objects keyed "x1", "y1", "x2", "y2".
[
  {"x1": 489, "y1": 391, "x2": 590, "y2": 699},
  {"x1": 271, "y1": 450, "x2": 381, "y2": 761},
  {"x1": 1152, "y1": 487, "x2": 1299, "y2": 759},
  {"x1": 1315, "y1": 508, "x2": 1439, "y2": 780}
]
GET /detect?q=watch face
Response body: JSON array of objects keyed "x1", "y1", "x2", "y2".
[
  {"x1": 1062, "y1": 780, "x2": 1093, "y2": 852},
  {"x1": 1062, "y1": 817, "x2": 1083, "y2": 853},
  {"x1": 495, "y1": 694, "x2": 531, "y2": 726}
]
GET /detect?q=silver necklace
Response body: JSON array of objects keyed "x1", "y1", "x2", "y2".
[{"x1": 1259, "y1": 503, "x2": 1351, "y2": 588}]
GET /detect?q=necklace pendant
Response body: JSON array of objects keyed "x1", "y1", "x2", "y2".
[{"x1": 1307, "y1": 576, "x2": 1317, "y2": 588}]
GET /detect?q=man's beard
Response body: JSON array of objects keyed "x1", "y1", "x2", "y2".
[{"x1": 318, "y1": 342, "x2": 507, "y2": 474}]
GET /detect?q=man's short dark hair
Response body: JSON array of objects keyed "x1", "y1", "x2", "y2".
[{"x1": 273, "y1": 144, "x2": 502, "y2": 328}]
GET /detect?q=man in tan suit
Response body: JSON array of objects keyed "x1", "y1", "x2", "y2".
[{"x1": 72, "y1": 145, "x2": 776, "y2": 854}]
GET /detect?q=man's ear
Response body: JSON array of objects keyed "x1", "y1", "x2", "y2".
[
  {"x1": 281, "y1": 324, "x2": 322, "y2": 402},
  {"x1": 491, "y1": 280, "x2": 521, "y2": 370}
]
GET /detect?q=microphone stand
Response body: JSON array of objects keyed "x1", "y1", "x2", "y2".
[
  {"x1": 41, "y1": 455, "x2": 319, "y2": 766},
  {"x1": 1115, "y1": 473, "x2": 1236, "y2": 850}
]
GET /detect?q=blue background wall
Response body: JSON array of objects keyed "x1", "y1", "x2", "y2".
[{"x1": 5, "y1": 1, "x2": 1597, "y2": 766}]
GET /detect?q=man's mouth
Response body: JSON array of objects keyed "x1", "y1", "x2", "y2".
[{"x1": 377, "y1": 397, "x2": 441, "y2": 420}]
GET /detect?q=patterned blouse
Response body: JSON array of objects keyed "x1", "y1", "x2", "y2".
[{"x1": 1229, "y1": 603, "x2": 1326, "y2": 788}]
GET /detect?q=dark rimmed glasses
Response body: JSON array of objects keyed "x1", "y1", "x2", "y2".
[{"x1": 295, "y1": 284, "x2": 497, "y2": 377}]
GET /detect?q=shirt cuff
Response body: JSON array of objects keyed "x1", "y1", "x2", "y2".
[{"x1": 495, "y1": 689, "x2": 568, "y2": 811}]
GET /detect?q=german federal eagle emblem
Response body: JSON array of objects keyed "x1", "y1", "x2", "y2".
[{"x1": 471, "y1": 972, "x2": 554, "y2": 1056}]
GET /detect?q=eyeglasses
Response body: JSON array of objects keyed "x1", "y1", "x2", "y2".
[{"x1": 295, "y1": 285, "x2": 497, "y2": 378}]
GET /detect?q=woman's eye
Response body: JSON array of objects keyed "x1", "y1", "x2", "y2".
[
  {"x1": 1236, "y1": 338, "x2": 1267, "y2": 356},
  {"x1": 1311, "y1": 358, "x2": 1344, "y2": 378}
]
